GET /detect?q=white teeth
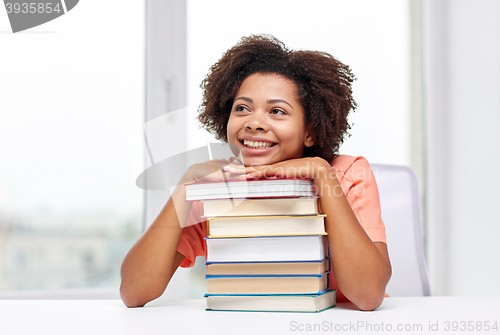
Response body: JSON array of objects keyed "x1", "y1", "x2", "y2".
[{"x1": 243, "y1": 140, "x2": 274, "y2": 149}]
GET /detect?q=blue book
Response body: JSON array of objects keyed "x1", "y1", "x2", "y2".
[
  {"x1": 206, "y1": 259, "x2": 330, "y2": 275},
  {"x1": 205, "y1": 272, "x2": 329, "y2": 295}
]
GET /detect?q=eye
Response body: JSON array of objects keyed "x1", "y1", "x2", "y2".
[
  {"x1": 234, "y1": 105, "x2": 250, "y2": 113},
  {"x1": 270, "y1": 108, "x2": 286, "y2": 115}
]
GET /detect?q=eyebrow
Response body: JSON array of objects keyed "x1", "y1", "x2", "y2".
[{"x1": 235, "y1": 97, "x2": 294, "y2": 109}]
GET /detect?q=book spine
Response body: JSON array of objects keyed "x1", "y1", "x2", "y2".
[
  {"x1": 205, "y1": 259, "x2": 327, "y2": 265},
  {"x1": 204, "y1": 288, "x2": 329, "y2": 297},
  {"x1": 205, "y1": 273, "x2": 327, "y2": 279}
]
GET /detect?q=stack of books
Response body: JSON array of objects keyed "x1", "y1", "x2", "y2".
[{"x1": 186, "y1": 178, "x2": 336, "y2": 313}]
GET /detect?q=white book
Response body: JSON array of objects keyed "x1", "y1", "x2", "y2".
[
  {"x1": 202, "y1": 197, "x2": 319, "y2": 217},
  {"x1": 185, "y1": 178, "x2": 316, "y2": 201},
  {"x1": 206, "y1": 272, "x2": 329, "y2": 295},
  {"x1": 207, "y1": 215, "x2": 326, "y2": 237},
  {"x1": 206, "y1": 290, "x2": 336, "y2": 313},
  {"x1": 206, "y1": 235, "x2": 328, "y2": 263}
]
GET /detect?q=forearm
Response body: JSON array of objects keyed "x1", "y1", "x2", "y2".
[
  {"x1": 119, "y1": 183, "x2": 191, "y2": 307},
  {"x1": 314, "y1": 159, "x2": 391, "y2": 310}
]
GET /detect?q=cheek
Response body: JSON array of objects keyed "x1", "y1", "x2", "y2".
[
  {"x1": 226, "y1": 114, "x2": 246, "y2": 142},
  {"x1": 226, "y1": 117, "x2": 236, "y2": 141},
  {"x1": 281, "y1": 127, "x2": 307, "y2": 153},
  {"x1": 278, "y1": 124, "x2": 305, "y2": 142}
]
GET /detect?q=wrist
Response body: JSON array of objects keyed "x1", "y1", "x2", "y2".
[
  {"x1": 310, "y1": 158, "x2": 341, "y2": 199},
  {"x1": 310, "y1": 157, "x2": 332, "y2": 180},
  {"x1": 181, "y1": 165, "x2": 198, "y2": 184}
]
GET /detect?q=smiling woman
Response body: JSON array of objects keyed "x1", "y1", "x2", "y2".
[{"x1": 120, "y1": 35, "x2": 391, "y2": 311}]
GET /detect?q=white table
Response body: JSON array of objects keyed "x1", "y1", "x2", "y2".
[{"x1": 1, "y1": 296, "x2": 499, "y2": 335}]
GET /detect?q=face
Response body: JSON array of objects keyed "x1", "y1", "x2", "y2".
[{"x1": 227, "y1": 73, "x2": 314, "y2": 167}]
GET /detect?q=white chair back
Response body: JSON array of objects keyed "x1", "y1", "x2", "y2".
[{"x1": 371, "y1": 163, "x2": 431, "y2": 296}]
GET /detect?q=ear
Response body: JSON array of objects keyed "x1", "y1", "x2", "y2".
[{"x1": 304, "y1": 132, "x2": 314, "y2": 148}]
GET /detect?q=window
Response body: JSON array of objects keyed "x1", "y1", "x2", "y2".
[{"x1": 0, "y1": 1, "x2": 145, "y2": 294}]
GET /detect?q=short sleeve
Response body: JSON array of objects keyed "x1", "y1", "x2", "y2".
[
  {"x1": 331, "y1": 155, "x2": 387, "y2": 244},
  {"x1": 177, "y1": 202, "x2": 208, "y2": 268}
]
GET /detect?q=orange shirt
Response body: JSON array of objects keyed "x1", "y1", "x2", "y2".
[{"x1": 177, "y1": 155, "x2": 387, "y2": 301}]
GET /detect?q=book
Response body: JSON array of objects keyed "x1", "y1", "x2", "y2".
[
  {"x1": 206, "y1": 272, "x2": 328, "y2": 295},
  {"x1": 197, "y1": 178, "x2": 331, "y2": 313},
  {"x1": 207, "y1": 214, "x2": 326, "y2": 237},
  {"x1": 205, "y1": 235, "x2": 328, "y2": 263},
  {"x1": 202, "y1": 197, "x2": 319, "y2": 217},
  {"x1": 206, "y1": 259, "x2": 330, "y2": 275},
  {"x1": 185, "y1": 178, "x2": 316, "y2": 201},
  {"x1": 206, "y1": 290, "x2": 336, "y2": 312}
]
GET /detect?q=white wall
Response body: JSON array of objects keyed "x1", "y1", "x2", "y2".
[{"x1": 426, "y1": 0, "x2": 500, "y2": 295}]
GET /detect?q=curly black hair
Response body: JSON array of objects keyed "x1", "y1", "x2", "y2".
[{"x1": 197, "y1": 34, "x2": 357, "y2": 163}]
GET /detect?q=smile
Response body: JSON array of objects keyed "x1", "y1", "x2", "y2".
[{"x1": 241, "y1": 140, "x2": 277, "y2": 149}]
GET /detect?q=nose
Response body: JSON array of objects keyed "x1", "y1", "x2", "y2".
[{"x1": 244, "y1": 111, "x2": 269, "y2": 131}]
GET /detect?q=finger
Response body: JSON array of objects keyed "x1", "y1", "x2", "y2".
[
  {"x1": 222, "y1": 163, "x2": 246, "y2": 174},
  {"x1": 245, "y1": 170, "x2": 260, "y2": 179},
  {"x1": 229, "y1": 165, "x2": 247, "y2": 174},
  {"x1": 243, "y1": 166, "x2": 268, "y2": 179}
]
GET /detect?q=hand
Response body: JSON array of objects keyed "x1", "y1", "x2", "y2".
[
  {"x1": 222, "y1": 157, "x2": 332, "y2": 182},
  {"x1": 183, "y1": 158, "x2": 245, "y2": 184}
]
